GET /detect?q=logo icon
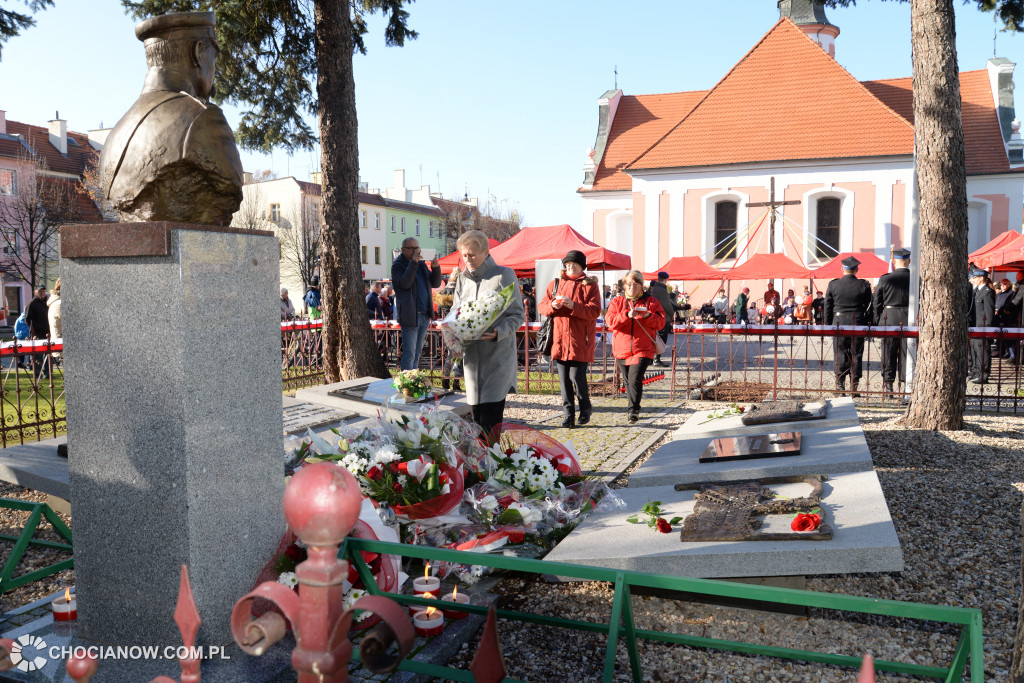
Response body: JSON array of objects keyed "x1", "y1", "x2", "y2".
[{"x1": 10, "y1": 634, "x2": 47, "y2": 672}]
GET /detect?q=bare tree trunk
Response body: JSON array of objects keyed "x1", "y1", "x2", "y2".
[
  {"x1": 313, "y1": 0, "x2": 388, "y2": 382},
  {"x1": 903, "y1": 0, "x2": 967, "y2": 430}
]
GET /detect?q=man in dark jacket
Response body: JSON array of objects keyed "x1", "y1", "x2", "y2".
[
  {"x1": 967, "y1": 267, "x2": 996, "y2": 384},
  {"x1": 872, "y1": 248, "x2": 911, "y2": 393},
  {"x1": 734, "y1": 287, "x2": 750, "y2": 324},
  {"x1": 365, "y1": 281, "x2": 384, "y2": 319},
  {"x1": 25, "y1": 286, "x2": 50, "y2": 381},
  {"x1": 648, "y1": 272, "x2": 675, "y2": 366},
  {"x1": 824, "y1": 257, "x2": 872, "y2": 396},
  {"x1": 391, "y1": 237, "x2": 442, "y2": 370}
]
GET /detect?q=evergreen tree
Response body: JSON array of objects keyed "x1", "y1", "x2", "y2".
[
  {"x1": 120, "y1": 0, "x2": 417, "y2": 381},
  {"x1": 0, "y1": 1, "x2": 54, "y2": 59}
]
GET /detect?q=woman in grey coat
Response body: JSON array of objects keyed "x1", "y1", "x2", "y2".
[{"x1": 453, "y1": 230, "x2": 525, "y2": 442}]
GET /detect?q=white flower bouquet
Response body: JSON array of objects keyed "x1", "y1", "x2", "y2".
[{"x1": 440, "y1": 282, "x2": 516, "y2": 355}]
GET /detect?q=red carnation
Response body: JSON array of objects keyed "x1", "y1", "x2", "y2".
[
  {"x1": 366, "y1": 466, "x2": 383, "y2": 481},
  {"x1": 555, "y1": 463, "x2": 570, "y2": 474},
  {"x1": 505, "y1": 447, "x2": 515, "y2": 456},
  {"x1": 791, "y1": 513, "x2": 822, "y2": 532},
  {"x1": 393, "y1": 481, "x2": 403, "y2": 493},
  {"x1": 283, "y1": 543, "x2": 307, "y2": 563},
  {"x1": 656, "y1": 518, "x2": 673, "y2": 533}
]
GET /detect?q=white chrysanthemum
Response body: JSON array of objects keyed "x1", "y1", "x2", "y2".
[
  {"x1": 372, "y1": 445, "x2": 400, "y2": 465},
  {"x1": 278, "y1": 572, "x2": 298, "y2": 588}
]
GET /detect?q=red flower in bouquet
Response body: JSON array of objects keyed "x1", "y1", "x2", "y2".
[
  {"x1": 366, "y1": 465, "x2": 383, "y2": 481},
  {"x1": 791, "y1": 512, "x2": 822, "y2": 532}
]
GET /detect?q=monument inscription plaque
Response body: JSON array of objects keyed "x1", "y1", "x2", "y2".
[
  {"x1": 674, "y1": 475, "x2": 833, "y2": 542},
  {"x1": 699, "y1": 431, "x2": 802, "y2": 463}
]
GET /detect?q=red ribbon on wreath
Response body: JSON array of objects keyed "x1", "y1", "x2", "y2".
[{"x1": 391, "y1": 463, "x2": 465, "y2": 519}]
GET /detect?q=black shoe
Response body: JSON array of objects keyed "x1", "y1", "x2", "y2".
[
  {"x1": 578, "y1": 408, "x2": 592, "y2": 425},
  {"x1": 851, "y1": 383, "x2": 861, "y2": 398},
  {"x1": 627, "y1": 412, "x2": 639, "y2": 424},
  {"x1": 969, "y1": 375, "x2": 987, "y2": 385},
  {"x1": 836, "y1": 379, "x2": 847, "y2": 396},
  {"x1": 561, "y1": 417, "x2": 575, "y2": 429},
  {"x1": 653, "y1": 357, "x2": 664, "y2": 367},
  {"x1": 883, "y1": 383, "x2": 894, "y2": 395}
]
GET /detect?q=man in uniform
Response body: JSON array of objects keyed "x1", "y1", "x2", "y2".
[
  {"x1": 872, "y1": 248, "x2": 911, "y2": 394},
  {"x1": 649, "y1": 271, "x2": 676, "y2": 366},
  {"x1": 99, "y1": 12, "x2": 243, "y2": 225},
  {"x1": 967, "y1": 266, "x2": 996, "y2": 384},
  {"x1": 824, "y1": 256, "x2": 872, "y2": 396}
]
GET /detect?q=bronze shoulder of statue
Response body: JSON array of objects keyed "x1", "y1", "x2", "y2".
[{"x1": 97, "y1": 11, "x2": 243, "y2": 227}]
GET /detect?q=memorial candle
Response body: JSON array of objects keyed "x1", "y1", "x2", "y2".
[
  {"x1": 52, "y1": 587, "x2": 77, "y2": 621},
  {"x1": 441, "y1": 585, "x2": 469, "y2": 620},
  {"x1": 412, "y1": 606, "x2": 444, "y2": 637},
  {"x1": 412, "y1": 563, "x2": 440, "y2": 595}
]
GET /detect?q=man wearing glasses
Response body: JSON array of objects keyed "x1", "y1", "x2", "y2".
[{"x1": 392, "y1": 237, "x2": 442, "y2": 370}]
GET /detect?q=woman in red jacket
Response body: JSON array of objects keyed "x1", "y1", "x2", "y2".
[
  {"x1": 605, "y1": 270, "x2": 666, "y2": 424},
  {"x1": 538, "y1": 250, "x2": 601, "y2": 428}
]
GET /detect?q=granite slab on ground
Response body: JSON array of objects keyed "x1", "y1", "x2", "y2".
[
  {"x1": 544, "y1": 471, "x2": 903, "y2": 579},
  {"x1": 296, "y1": 377, "x2": 472, "y2": 419},
  {"x1": 628, "y1": 424, "x2": 872, "y2": 488},
  {"x1": 674, "y1": 397, "x2": 859, "y2": 440}
]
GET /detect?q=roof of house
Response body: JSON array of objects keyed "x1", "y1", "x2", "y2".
[
  {"x1": 382, "y1": 197, "x2": 442, "y2": 216},
  {"x1": 584, "y1": 18, "x2": 1012, "y2": 192},
  {"x1": 3, "y1": 121, "x2": 99, "y2": 177}
]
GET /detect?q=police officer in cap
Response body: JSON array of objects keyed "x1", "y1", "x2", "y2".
[
  {"x1": 873, "y1": 248, "x2": 911, "y2": 394},
  {"x1": 967, "y1": 266, "x2": 995, "y2": 384},
  {"x1": 825, "y1": 256, "x2": 872, "y2": 396}
]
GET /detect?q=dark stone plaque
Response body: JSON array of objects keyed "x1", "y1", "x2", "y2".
[
  {"x1": 739, "y1": 400, "x2": 827, "y2": 426},
  {"x1": 699, "y1": 432, "x2": 802, "y2": 463},
  {"x1": 329, "y1": 379, "x2": 453, "y2": 406},
  {"x1": 674, "y1": 475, "x2": 832, "y2": 542}
]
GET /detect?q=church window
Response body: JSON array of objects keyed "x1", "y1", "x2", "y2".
[
  {"x1": 815, "y1": 198, "x2": 841, "y2": 259},
  {"x1": 714, "y1": 201, "x2": 738, "y2": 259}
]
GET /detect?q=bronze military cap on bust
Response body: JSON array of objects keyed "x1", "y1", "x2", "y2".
[{"x1": 99, "y1": 11, "x2": 243, "y2": 226}]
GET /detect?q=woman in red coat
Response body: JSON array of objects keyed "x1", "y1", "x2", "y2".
[
  {"x1": 537, "y1": 250, "x2": 601, "y2": 428},
  {"x1": 605, "y1": 270, "x2": 666, "y2": 424}
]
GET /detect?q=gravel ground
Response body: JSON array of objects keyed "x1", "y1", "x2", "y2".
[
  {"x1": 0, "y1": 484, "x2": 73, "y2": 614},
  {"x1": 449, "y1": 396, "x2": 1024, "y2": 682}
]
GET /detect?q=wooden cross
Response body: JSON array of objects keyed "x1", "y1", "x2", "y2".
[{"x1": 746, "y1": 176, "x2": 801, "y2": 254}]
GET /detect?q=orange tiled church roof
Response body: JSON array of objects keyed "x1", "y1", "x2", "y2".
[{"x1": 585, "y1": 18, "x2": 1010, "y2": 192}]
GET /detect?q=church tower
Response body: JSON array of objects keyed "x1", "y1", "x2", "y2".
[{"x1": 778, "y1": 0, "x2": 840, "y2": 57}]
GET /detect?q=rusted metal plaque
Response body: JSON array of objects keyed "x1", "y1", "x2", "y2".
[
  {"x1": 674, "y1": 475, "x2": 832, "y2": 542},
  {"x1": 739, "y1": 400, "x2": 827, "y2": 426}
]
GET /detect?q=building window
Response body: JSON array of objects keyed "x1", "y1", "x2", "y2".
[
  {"x1": 415, "y1": 218, "x2": 420, "y2": 236},
  {"x1": 714, "y1": 201, "x2": 738, "y2": 259},
  {"x1": 374, "y1": 246, "x2": 381, "y2": 265},
  {"x1": 400, "y1": 217, "x2": 406, "y2": 234},
  {"x1": 0, "y1": 169, "x2": 14, "y2": 195},
  {"x1": 429, "y1": 221, "x2": 434, "y2": 238},
  {"x1": 270, "y1": 203, "x2": 281, "y2": 222},
  {"x1": 815, "y1": 197, "x2": 841, "y2": 259},
  {"x1": 360, "y1": 210, "x2": 367, "y2": 228},
  {"x1": 2, "y1": 229, "x2": 19, "y2": 255},
  {"x1": 374, "y1": 213, "x2": 381, "y2": 230},
  {"x1": 361, "y1": 246, "x2": 368, "y2": 264},
  {"x1": 391, "y1": 216, "x2": 396, "y2": 232}
]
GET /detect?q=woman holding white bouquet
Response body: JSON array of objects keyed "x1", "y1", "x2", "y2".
[
  {"x1": 537, "y1": 250, "x2": 601, "y2": 429},
  {"x1": 453, "y1": 230, "x2": 524, "y2": 442}
]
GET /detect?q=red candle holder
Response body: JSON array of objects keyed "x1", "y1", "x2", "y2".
[
  {"x1": 441, "y1": 590, "x2": 469, "y2": 620},
  {"x1": 412, "y1": 608, "x2": 444, "y2": 637},
  {"x1": 52, "y1": 592, "x2": 77, "y2": 621}
]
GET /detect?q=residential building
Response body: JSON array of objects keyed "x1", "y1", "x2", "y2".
[
  {"x1": 0, "y1": 110, "x2": 104, "y2": 322},
  {"x1": 380, "y1": 197, "x2": 445, "y2": 265},
  {"x1": 578, "y1": 4, "x2": 1024, "y2": 300}
]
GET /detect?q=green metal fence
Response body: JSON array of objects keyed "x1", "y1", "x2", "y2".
[{"x1": 342, "y1": 538, "x2": 984, "y2": 682}]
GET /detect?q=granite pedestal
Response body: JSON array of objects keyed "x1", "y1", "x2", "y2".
[
  {"x1": 296, "y1": 377, "x2": 472, "y2": 419},
  {"x1": 544, "y1": 471, "x2": 903, "y2": 578},
  {"x1": 628, "y1": 424, "x2": 873, "y2": 488},
  {"x1": 60, "y1": 224, "x2": 286, "y2": 647},
  {"x1": 674, "y1": 397, "x2": 859, "y2": 440}
]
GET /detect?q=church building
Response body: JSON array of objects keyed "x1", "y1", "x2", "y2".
[{"x1": 577, "y1": 1, "x2": 1024, "y2": 289}]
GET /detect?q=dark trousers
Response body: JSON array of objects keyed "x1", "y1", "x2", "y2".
[
  {"x1": 556, "y1": 360, "x2": 592, "y2": 418},
  {"x1": 969, "y1": 338, "x2": 990, "y2": 378},
  {"x1": 616, "y1": 357, "x2": 652, "y2": 414},
  {"x1": 879, "y1": 307, "x2": 908, "y2": 384},
  {"x1": 472, "y1": 399, "x2": 506, "y2": 445},
  {"x1": 833, "y1": 313, "x2": 864, "y2": 383}
]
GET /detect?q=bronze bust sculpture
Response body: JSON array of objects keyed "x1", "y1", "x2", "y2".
[{"x1": 99, "y1": 12, "x2": 243, "y2": 226}]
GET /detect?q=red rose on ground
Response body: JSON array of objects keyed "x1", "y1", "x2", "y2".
[
  {"x1": 791, "y1": 513, "x2": 821, "y2": 532},
  {"x1": 656, "y1": 518, "x2": 672, "y2": 533}
]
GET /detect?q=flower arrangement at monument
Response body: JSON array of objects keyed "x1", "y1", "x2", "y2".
[
  {"x1": 790, "y1": 510, "x2": 822, "y2": 532},
  {"x1": 626, "y1": 500, "x2": 682, "y2": 534},
  {"x1": 439, "y1": 282, "x2": 516, "y2": 355},
  {"x1": 699, "y1": 403, "x2": 747, "y2": 424},
  {"x1": 392, "y1": 369, "x2": 431, "y2": 398}
]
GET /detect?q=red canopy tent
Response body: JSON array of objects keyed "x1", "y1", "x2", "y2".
[
  {"x1": 809, "y1": 252, "x2": 891, "y2": 280},
  {"x1": 976, "y1": 232, "x2": 1024, "y2": 269},
  {"x1": 970, "y1": 230, "x2": 1020, "y2": 267},
  {"x1": 721, "y1": 253, "x2": 812, "y2": 281},
  {"x1": 488, "y1": 224, "x2": 631, "y2": 275},
  {"x1": 642, "y1": 256, "x2": 723, "y2": 281},
  {"x1": 437, "y1": 238, "x2": 500, "y2": 271}
]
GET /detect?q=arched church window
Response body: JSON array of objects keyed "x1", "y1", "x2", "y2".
[
  {"x1": 815, "y1": 197, "x2": 840, "y2": 259},
  {"x1": 714, "y1": 201, "x2": 738, "y2": 259}
]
